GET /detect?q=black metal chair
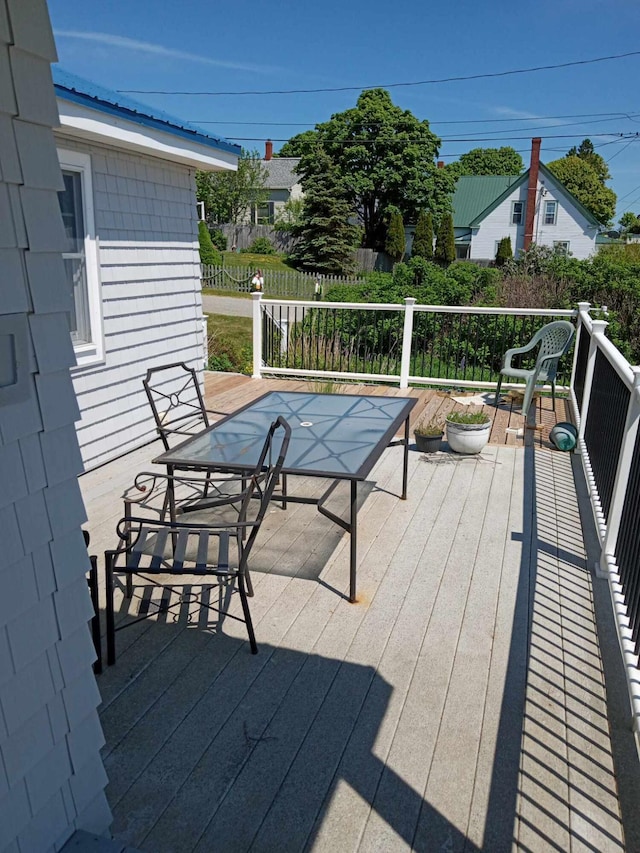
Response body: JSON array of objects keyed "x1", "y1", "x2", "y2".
[
  {"x1": 104, "y1": 416, "x2": 291, "y2": 664},
  {"x1": 143, "y1": 361, "x2": 223, "y2": 450},
  {"x1": 83, "y1": 530, "x2": 102, "y2": 675}
]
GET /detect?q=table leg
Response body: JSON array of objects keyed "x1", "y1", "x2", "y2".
[
  {"x1": 401, "y1": 414, "x2": 410, "y2": 500},
  {"x1": 350, "y1": 479, "x2": 357, "y2": 603}
]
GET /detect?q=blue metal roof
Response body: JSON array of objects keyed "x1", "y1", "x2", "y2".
[{"x1": 52, "y1": 68, "x2": 240, "y2": 157}]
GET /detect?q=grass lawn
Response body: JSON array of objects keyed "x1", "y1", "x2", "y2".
[
  {"x1": 205, "y1": 312, "x2": 253, "y2": 373},
  {"x1": 221, "y1": 252, "x2": 293, "y2": 271}
]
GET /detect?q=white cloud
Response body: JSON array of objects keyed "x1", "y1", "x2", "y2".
[{"x1": 55, "y1": 30, "x2": 280, "y2": 75}]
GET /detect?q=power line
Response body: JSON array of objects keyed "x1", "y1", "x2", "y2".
[
  {"x1": 186, "y1": 110, "x2": 640, "y2": 127},
  {"x1": 118, "y1": 50, "x2": 640, "y2": 96},
  {"x1": 228, "y1": 132, "x2": 635, "y2": 144}
]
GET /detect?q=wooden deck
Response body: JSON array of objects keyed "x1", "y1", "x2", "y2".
[{"x1": 81, "y1": 374, "x2": 632, "y2": 852}]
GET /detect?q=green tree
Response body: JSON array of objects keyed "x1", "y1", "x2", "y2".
[
  {"x1": 385, "y1": 208, "x2": 406, "y2": 261},
  {"x1": 277, "y1": 130, "x2": 318, "y2": 158},
  {"x1": 290, "y1": 149, "x2": 361, "y2": 274},
  {"x1": 196, "y1": 150, "x2": 268, "y2": 224},
  {"x1": 296, "y1": 89, "x2": 453, "y2": 251},
  {"x1": 547, "y1": 155, "x2": 617, "y2": 225},
  {"x1": 566, "y1": 138, "x2": 610, "y2": 183},
  {"x1": 411, "y1": 210, "x2": 434, "y2": 260},
  {"x1": 434, "y1": 213, "x2": 455, "y2": 266},
  {"x1": 448, "y1": 146, "x2": 524, "y2": 177},
  {"x1": 273, "y1": 197, "x2": 304, "y2": 231},
  {"x1": 198, "y1": 220, "x2": 222, "y2": 265},
  {"x1": 495, "y1": 236, "x2": 513, "y2": 266},
  {"x1": 619, "y1": 211, "x2": 640, "y2": 236}
]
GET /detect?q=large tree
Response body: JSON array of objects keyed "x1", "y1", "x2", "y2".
[
  {"x1": 289, "y1": 149, "x2": 361, "y2": 274},
  {"x1": 196, "y1": 150, "x2": 268, "y2": 224},
  {"x1": 276, "y1": 130, "x2": 318, "y2": 158},
  {"x1": 295, "y1": 89, "x2": 453, "y2": 251},
  {"x1": 619, "y1": 211, "x2": 640, "y2": 236},
  {"x1": 448, "y1": 146, "x2": 524, "y2": 177},
  {"x1": 547, "y1": 155, "x2": 617, "y2": 225},
  {"x1": 566, "y1": 138, "x2": 610, "y2": 183}
]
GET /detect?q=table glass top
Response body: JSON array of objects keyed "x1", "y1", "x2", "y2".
[{"x1": 156, "y1": 391, "x2": 414, "y2": 479}]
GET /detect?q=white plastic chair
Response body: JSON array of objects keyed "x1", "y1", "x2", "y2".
[{"x1": 495, "y1": 320, "x2": 575, "y2": 416}]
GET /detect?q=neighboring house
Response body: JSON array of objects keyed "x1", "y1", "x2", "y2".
[
  {"x1": 251, "y1": 140, "x2": 302, "y2": 224},
  {"x1": 450, "y1": 149, "x2": 600, "y2": 262},
  {"x1": 53, "y1": 69, "x2": 240, "y2": 470}
]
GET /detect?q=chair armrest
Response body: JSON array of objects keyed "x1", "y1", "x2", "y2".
[{"x1": 502, "y1": 338, "x2": 538, "y2": 370}]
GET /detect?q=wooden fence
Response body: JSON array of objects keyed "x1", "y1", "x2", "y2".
[{"x1": 201, "y1": 265, "x2": 367, "y2": 299}]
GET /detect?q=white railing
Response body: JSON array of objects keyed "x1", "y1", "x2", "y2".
[
  {"x1": 251, "y1": 293, "x2": 577, "y2": 390},
  {"x1": 569, "y1": 303, "x2": 640, "y2": 752}
]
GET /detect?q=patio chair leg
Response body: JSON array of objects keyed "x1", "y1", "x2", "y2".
[
  {"x1": 88, "y1": 555, "x2": 102, "y2": 674},
  {"x1": 237, "y1": 572, "x2": 258, "y2": 654},
  {"x1": 105, "y1": 552, "x2": 116, "y2": 666},
  {"x1": 495, "y1": 375, "x2": 503, "y2": 407},
  {"x1": 551, "y1": 380, "x2": 556, "y2": 412}
]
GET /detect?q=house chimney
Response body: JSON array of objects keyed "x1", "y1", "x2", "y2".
[
  {"x1": 437, "y1": 160, "x2": 444, "y2": 169},
  {"x1": 265, "y1": 139, "x2": 273, "y2": 161},
  {"x1": 523, "y1": 137, "x2": 541, "y2": 251}
]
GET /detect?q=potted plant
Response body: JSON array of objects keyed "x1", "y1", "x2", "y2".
[
  {"x1": 445, "y1": 411, "x2": 492, "y2": 454},
  {"x1": 414, "y1": 418, "x2": 445, "y2": 453}
]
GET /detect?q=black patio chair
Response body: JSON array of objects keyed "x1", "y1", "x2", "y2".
[
  {"x1": 104, "y1": 416, "x2": 291, "y2": 664},
  {"x1": 82, "y1": 530, "x2": 102, "y2": 675},
  {"x1": 143, "y1": 361, "x2": 224, "y2": 450}
]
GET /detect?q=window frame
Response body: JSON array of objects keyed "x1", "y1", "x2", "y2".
[
  {"x1": 553, "y1": 240, "x2": 570, "y2": 256},
  {"x1": 57, "y1": 148, "x2": 104, "y2": 367},
  {"x1": 511, "y1": 200, "x2": 525, "y2": 225},
  {"x1": 543, "y1": 199, "x2": 558, "y2": 226}
]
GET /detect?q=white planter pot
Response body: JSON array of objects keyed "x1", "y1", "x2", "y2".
[{"x1": 446, "y1": 419, "x2": 491, "y2": 454}]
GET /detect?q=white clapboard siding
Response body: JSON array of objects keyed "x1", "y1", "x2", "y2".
[
  {"x1": 56, "y1": 135, "x2": 206, "y2": 470},
  {"x1": 0, "y1": 5, "x2": 111, "y2": 849}
]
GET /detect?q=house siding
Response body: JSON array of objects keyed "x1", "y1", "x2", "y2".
[
  {"x1": 470, "y1": 177, "x2": 597, "y2": 261},
  {"x1": 0, "y1": 3, "x2": 111, "y2": 851},
  {"x1": 54, "y1": 135, "x2": 206, "y2": 470}
]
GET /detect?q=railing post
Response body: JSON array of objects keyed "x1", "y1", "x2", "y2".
[
  {"x1": 399, "y1": 298, "x2": 416, "y2": 390},
  {"x1": 252, "y1": 292, "x2": 263, "y2": 379},
  {"x1": 570, "y1": 301, "x2": 590, "y2": 393},
  {"x1": 576, "y1": 318, "x2": 608, "y2": 450},
  {"x1": 599, "y1": 368, "x2": 640, "y2": 576}
]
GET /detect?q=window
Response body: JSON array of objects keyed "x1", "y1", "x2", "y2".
[
  {"x1": 57, "y1": 150, "x2": 103, "y2": 366},
  {"x1": 511, "y1": 201, "x2": 524, "y2": 225},
  {"x1": 544, "y1": 200, "x2": 557, "y2": 225},
  {"x1": 553, "y1": 241, "x2": 570, "y2": 256}
]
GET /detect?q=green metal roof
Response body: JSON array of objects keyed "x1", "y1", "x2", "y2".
[{"x1": 452, "y1": 175, "x2": 521, "y2": 227}]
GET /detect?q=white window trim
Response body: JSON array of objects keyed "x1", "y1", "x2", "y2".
[
  {"x1": 57, "y1": 148, "x2": 105, "y2": 368},
  {"x1": 544, "y1": 199, "x2": 558, "y2": 226},
  {"x1": 553, "y1": 240, "x2": 570, "y2": 255},
  {"x1": 511, "y1": 200, "x2": 525, "y2": 225}
]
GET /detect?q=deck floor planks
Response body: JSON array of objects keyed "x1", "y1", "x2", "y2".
[{"x1": 80, "y1": 374, "x2": 628, "y2": 852}]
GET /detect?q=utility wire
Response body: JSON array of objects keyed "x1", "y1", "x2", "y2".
[
  {"x1": 187, "y1": 110, "x2": 640, "y2": 127},
  {"x1": 118, "y1": 50, "x2": 640, "y2": 96},
  {"x1": 227, "y1": 132, "x2": 635, "y2": 144}
]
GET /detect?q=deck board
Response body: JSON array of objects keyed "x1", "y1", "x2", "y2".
[{"x1": 79, "y1": 373, "x2": 628, "y2": 853}]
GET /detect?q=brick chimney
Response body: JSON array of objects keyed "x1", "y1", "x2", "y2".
[
  {"x1": 523, "y1": 137, "x2": 541, "y2": 251},
  {"x1": 437, "y1": 160, "x2": 444, "y2": 169},
  {"x1": 265, "y1": 139, "x2": 273, "y2": 161}
]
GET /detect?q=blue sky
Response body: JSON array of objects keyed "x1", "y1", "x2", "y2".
[{"x1": 48, "y1": 0, "x2": 640, "y2": 222}]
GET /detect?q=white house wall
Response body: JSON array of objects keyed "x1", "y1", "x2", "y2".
[
  {"x1": 0, "y1": 1, "x2": 111, "y2": 849},
  {"x1": 470, "y1": 177, "x2": 598, "y2": 261},
  {"x1": 55, "y1": 134, "x2": 206, "y2": 470}
]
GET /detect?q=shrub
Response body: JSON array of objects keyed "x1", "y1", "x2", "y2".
[
  {"x1": 209, "y1": 229, "x2": 227, "y2": 251},
  {"x1": 244, "y1": 236, "x2": 276, "y2": 255},
  {"x1": 385, "y1": 209, "x2": 406, "y2": 262},
  {"x1": 434, "y1": 213, "x2": 455, "y2": 266},
  {"x1": 495, "y1": 236, "x2": 513, "y2": 266},
  {"x1": 412, "y1": 211, "x2": 434, "y2": 260},
  {"x1": 198, "y1": 221, "x2": 222, "y2": 265}
]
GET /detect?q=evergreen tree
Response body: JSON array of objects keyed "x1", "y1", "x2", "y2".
[
  {"x1": 290, "y1": 150, "x2": 361, "y2": 274},
  {"x1": 412, "y1": 210, "x2": 434, "y2": 260},
  {"x1": 385, "y1": 209, "x2": 406, "y2": 262},
  {"x1": 434, "y1": 213, "x2": 455, "y2": 266},
  {"x1": 495, "y1": 236, "x2": 513, "y2": 266},
  {"x1": 198, "y1": 220, "x2": 222, "y2": 265}
]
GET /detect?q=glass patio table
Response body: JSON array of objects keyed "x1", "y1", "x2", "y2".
[{"x1": 153, "y1": 390, "x2": 416, "y2": 602}]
